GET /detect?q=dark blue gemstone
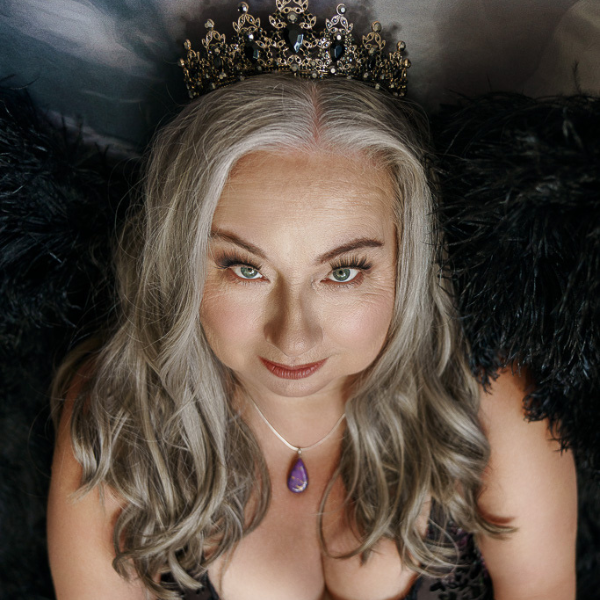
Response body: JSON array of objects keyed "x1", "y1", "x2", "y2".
[
  {"x1": 284, "y1": 25, "x2": 303, "y2": 53},
  {"x1": 330, "y1": 42, "x2": 345, "y2": 61},
  {"x1": 244, "y1": 42, "x2": 260, "y2": 62}
]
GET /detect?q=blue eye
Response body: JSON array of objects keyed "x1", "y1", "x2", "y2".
[
  {"x1": 327, "y1": 267, "x2": 360, "y2": 283},
  {"x1": 232, "y1": 265, "x2": 263, "y2": 280}
]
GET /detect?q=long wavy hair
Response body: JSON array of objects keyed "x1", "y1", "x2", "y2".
[{"x1": 52, "y1": 75, "x2": 507, "y2": 599}]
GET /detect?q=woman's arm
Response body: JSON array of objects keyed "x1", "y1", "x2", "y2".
[
  {"x1": 477, "y1": 368, "x2": 577, "y2": 600},
  {"x1": 47, "y1": 373, "x2": 150, "y2": 600}
]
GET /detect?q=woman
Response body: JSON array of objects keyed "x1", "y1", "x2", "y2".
[{"x1": 47, "y1": 74, "x2": 577, "y2": 600}]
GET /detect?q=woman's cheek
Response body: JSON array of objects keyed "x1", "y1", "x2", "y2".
[
  {"x1": 200, "y1": 283, "x2": 264, "y2": 361},
  {"x1": 360, "y1": 292, "x2": 394, "y2": 345},
  {"x1": 327, "y1": 285, "x2": 395, "y2": 356}
]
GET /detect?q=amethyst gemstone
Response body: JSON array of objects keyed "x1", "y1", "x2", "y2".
[{"x1": 287, "y1": 457, "x2": 308, "y2": 493}]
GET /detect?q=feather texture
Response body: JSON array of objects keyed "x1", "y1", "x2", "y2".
[
  {"x1": 0, "y1": 86, "x2": 133, "y2": 598},
  {"x1": 433, "y1": 93, "x2": 600, "y2": 474}
]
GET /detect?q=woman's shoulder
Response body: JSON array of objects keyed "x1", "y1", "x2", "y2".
[
  {"x1": 50, "y1": 360, "x2": 97, "y2": 493},
  {"x1": 476, "y1": 366, "x2": 577, "y2": 600},
  {"x1": 477, "y1": 365, "x2": 576, "y2": 515},
  {"x1": 477, "y1": 366, "x2": 533, "y2": 423},
  {"x1": 47, "y1": 365, "x2": 148, "y2": 600}
]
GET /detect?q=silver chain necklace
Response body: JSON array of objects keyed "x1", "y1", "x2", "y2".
[{"x1": 246, "y1": 394, "x2": 346, "y2": 494}]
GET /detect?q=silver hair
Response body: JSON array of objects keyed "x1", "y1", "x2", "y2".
[{"x1": 52, "y1": 74, "x2": 508, "y2": 599}]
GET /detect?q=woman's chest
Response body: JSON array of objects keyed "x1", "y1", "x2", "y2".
[{"x1": 206, "y1": 486, "x2": 420, "y2": 600}]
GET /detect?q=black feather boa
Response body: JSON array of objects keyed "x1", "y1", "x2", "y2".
[
  {"x1": 432, "y1": 95, "x2": 600, "y2": 596},
  {"x1": 0, "y1": 87, "x2": 133, "y2": 599},
  {"x1": 0, "y1": 90, "x2": 132, "y2": 347},
  {"x1": 0, "y1": 88, "x2": 598, "y2": 597},
  {"x1": 432, "y1": 94, "x2": 600, "y2": 476}
]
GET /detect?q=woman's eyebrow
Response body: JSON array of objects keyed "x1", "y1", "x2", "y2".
[
  {"x1": 210, "y1": 230, "x2": 268, "y2": 259},
  {"x1": 210, "y1": 229, "x2": 384, "y2": 264},
  {"x1": 315, "y1": 238, "x2": 384, "y2": 264}
]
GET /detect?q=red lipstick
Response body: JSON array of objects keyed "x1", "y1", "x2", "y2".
[{"x1": 260, "y1": 358, "x2": 326, "y2": 379}]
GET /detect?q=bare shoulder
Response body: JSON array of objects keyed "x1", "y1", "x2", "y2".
[
  {"x1": 476, "y1": 367, "x2": 577, "y2": 600},
  {"x1": 47, "y1": 367, "x2": 150, "y2": 600},
  {"x1": 478, "y1": 365, "x2": 535, "y2": 422}
]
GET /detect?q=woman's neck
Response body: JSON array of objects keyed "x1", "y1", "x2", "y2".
[{"x1": 234, "y1": 383, "x2": 348, "y2": 454}]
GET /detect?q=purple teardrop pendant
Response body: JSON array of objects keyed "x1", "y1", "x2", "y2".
[{"x1": 287, "y1": 454, "x2": 308, "y2": 493}]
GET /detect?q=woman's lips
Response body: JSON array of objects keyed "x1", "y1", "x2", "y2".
[{"x1": 260, "y1": 358, "x2": 326, "y2": 380}]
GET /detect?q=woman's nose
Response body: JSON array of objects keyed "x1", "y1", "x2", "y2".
[{"x1": 263, "y1": 283, "x2": 322, "y2": 359}]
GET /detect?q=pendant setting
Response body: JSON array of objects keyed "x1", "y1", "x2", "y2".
[
  {"x1": 287, "y1": 451, "x2": 308, "y2": 493},
  {"x1": 243, "y1": 393, "x2": 345, "y2": 495}
]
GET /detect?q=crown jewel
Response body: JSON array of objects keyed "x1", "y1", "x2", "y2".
[{"x1": 180, "y1": 1, "x2": 410, "y2": 98}]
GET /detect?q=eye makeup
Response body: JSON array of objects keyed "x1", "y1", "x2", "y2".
[
  {"x1": 212, "y1": 250, "x2": 374, "y2": 286},
  {"x1": 213, "y1": 252, "x2": 264, "y2": 285},
  {"x1": 329, "y1": 254, "x2": 372, "y2": 273},
  {"x1": 325, "y1": 253, "x2": 373, "y2": 285},
  {"x1": 214, "y1": 252, "x2": 262, "y2": 273}
]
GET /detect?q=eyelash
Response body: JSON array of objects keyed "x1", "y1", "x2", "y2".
[
  {"x1": 215, "y1": 253, "x2": 262, "y2": 273},
  {"x1": 330, "y1": 255, "x2": 372, "y2": 273},
  {"x1": 214, "y1": 253, "x2": 372, "y2": 287},
  {"x1": 329, "y1": 256, "x2": 372, "y2": 287}
]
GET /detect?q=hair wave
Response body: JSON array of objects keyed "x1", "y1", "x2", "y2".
[{"x1": 52, "y1": 75, "x2": 507, "y2": 599}]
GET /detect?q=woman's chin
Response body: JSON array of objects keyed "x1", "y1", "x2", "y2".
[{"x1": 239, "y1": 369, "x2": 348, "y2": 401}]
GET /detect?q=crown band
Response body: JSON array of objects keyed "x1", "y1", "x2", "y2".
[{"x1": 179, "y1": 1, "x2": 410, "y2": 98}]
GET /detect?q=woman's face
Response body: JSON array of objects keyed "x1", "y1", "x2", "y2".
[{"x1": 200, "y1": 150, "x2": 397, "y2": 402}]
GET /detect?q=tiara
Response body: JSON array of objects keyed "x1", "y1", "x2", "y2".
[{"x1": 179, "y1": 1, "x2": 410, "y2": 98}]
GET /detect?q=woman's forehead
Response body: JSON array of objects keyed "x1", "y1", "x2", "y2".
[
  {"x1": 211, "y1": 150, "x2": 397, "y2": 258},
  {"x1": 228, "y1": 148, "x2": 389, "y2": 178},
  {"x1": 217, "y1": 150, "x2": 395, "y2": 217}
]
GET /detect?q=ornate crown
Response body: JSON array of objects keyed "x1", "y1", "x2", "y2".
[{"x1": 179, "y1": 1, "x2": 410, "y2": 98}]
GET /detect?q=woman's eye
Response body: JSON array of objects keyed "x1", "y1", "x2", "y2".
[
  {"x1": 327, "y1": 267, "x2": 360, "y2": 283},
  {"x1": 232, "y1": 265, "x2": 263, "y2": 280}
]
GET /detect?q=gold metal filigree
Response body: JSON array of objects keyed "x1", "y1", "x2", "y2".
[{"x1": 180, "y1": 2, "x2": 410, "y2": 98}]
